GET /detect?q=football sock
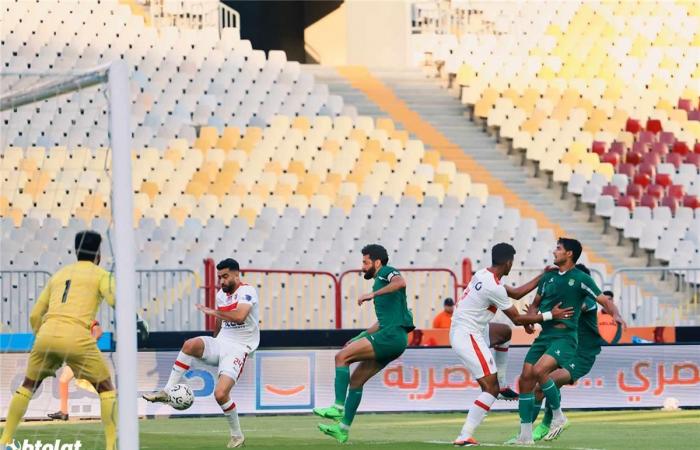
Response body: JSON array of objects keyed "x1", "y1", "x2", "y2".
[
  {"x1": 341, "y1": 388, "x2": 363, "y2": 427},
  {"x1": 166, "y1": 351, "x2": 193, "y2": 390},
  {"x1": 220, "y1": 398, "x2": 242, "y2": 437},
  {"x1": 493, "y1": 341, "x2": 510, "y2": 387},
  {"x1": 0, "y1": 386, "x2": 32, "y2": 444},
  {"x1": 334, "y1": 366, "x2": 350, "y2": 409},
  {"x1": 541, "y1": 379, "x2": 564, "y2": 421},
  {"x1": 458, "y1": 392, "x2": 496, "y2": 440},
  {"x1": 99, "y1": 390, "x2": 117, "y2": 450},
  {"x1": 532, "y1": 398, "x2": 543, "y2": 423}
]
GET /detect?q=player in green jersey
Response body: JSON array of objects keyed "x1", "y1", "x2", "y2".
[
  {"x1": 314, "y1": 244, "x2": 415, "y2": 443},
  {"x1": 521, "y1": 264, "x2": 622, "y2": 441},
  {"x1": 509, "y1": 238, "x2": 624, "y2": 445}
]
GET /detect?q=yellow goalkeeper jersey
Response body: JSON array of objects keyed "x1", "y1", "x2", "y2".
[{"x1": 30, "y1": 260, "x2": 115, "y2": 333}]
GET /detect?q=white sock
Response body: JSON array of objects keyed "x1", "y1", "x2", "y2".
[
  {"x1": 221, "y1": 398, "x2": 242, "y2": 437},
  {"x1": 493, "y1": 341, "x2": 510, "y2": 387},
  {"x1": 458, "y1": 392, "x2": 496, "y2": 440},
  {"x1": 552, "y1": 407, "x2": 565, "y2": 422},
  {"x1": 165, "y1": 351, "x2": 194, "y2": 390},
  {"x1": 520, "y1": 422, "x2": 533, "y2": 440}
]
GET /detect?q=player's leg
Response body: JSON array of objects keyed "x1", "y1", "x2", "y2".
[
  {"x1": 451, "y1": 329, "x2": 499, "y2": 446},
  {"x1": 533, "y1": 367, "x2": 572, "y2": 440},
  {"x1": 313, "y1": 336, "x2": 376, "y2": 420},
  {"x1": 69, "y1": 337, "x2": 118, "y2": 450},
  {"x1": 536, "y1": 337, "x2": 576, "y2": 441},
  {"x1": 213, "y1": 375, "x2": 245, "y2": 448},
  {"x1": 318, "y1": 359, "x2": 384, "y2": 444},
  {"x1": 508, "y1": 336, "x2": 548, "y2": 445},
  {"x1": 0, "y1": 333, "x2": 62, "y2": 445},
  {"x1": 143, "y1": 336, "x2": 209, "y2": 403},
  {"x1": 49, "y1": 366, "x2": 74, "y2": 420},
  {"x1": 488, "y1": 323, "x2": 517, "y2": 400}
]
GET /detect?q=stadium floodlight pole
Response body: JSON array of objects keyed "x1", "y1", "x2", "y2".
[{"x1": 108, "y1": 60, "x2": 139, "y2": 450}]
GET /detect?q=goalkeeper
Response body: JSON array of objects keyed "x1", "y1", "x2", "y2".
[{"x1": 0, "y1": 231, "x2": 118, "y2": 450}]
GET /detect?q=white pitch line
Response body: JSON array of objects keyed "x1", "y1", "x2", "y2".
[{"x1": 423, "y1": 440, "x2": 606, "y2": 450}]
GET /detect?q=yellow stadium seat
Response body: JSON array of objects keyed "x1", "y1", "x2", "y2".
[
  {"x1": 404, "y1": 184, "x2": 423, "y2": 203},
  {"x1": 185, "y1": 181, "x2": 207, "y2": 199},
  {"x1": 292, "y1": 116, "x2": 311, "y2": 132},
  {"x1": 422, "y1": 150, "x2": 441, "y2": 168},
  {"x1": 217, "y1": 127, "x2": 241, "y2": 151},
  {"x1": 140, "y1": 181, "x2": 159, "y2": 201},
  {"x1": 349, "y1": 128, "x2": 367, "y2": 144},
  {"x1": 238, "y1": 127, "x2": 262, "y2": 153}
]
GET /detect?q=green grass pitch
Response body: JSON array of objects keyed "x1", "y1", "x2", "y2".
[{"x1": 7, "y1": 410, "x2": 700, "y2": 449}]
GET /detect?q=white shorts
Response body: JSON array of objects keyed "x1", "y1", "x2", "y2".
[
  {"x1": 450, "y1": 326, "x2": 497, "y2": 380},
  {"x1": 198, "y1": 336, "x2": 249, "y2": 381}
]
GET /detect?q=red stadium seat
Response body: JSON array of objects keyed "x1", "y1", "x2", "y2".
[
  {"x1": 689, "y1": 109, "x2": 700, "y2": 121},
  {"x1": 602, "y1": 184, "x2": 621, "y2": 200},
  {"x1": 646, "y1": 184, "x2": 664, "y2": 200},
  {"x1": 665, "y1": 152, "x2": 683, "y2": 169},
  {"x1": 626, "y1": 183, "x2": 644, "y2": 200},
  {"x1": 695, "y1": 142, "x2": 700, "y2": 154},
  {"x1": 673, "y1": 141, "x2": 690, "y2": 155},
  {"x1": 683, "y1": 195, "x2": 700, "y2": 209},
  {"x1": 655, "y1": 173, "x2": 672, "y2": 188},
  {"x1": 632, "y1": 173, "x2": 651, "y2": 188},
  {"x1": 626, "y1": 151, "x2": 643, "y2": 165},
  {"x1": 642, "y1": 152, "x2": 661, "y2": 167},
  {"x1": 659, "y1": 132, "x2": 676, "y2": 145},
  {"x1": 638, "y1": 131, "x2": 655, "y2": 144},
  {"x1": 638, "y1": 163, "x2": 656, "y2": 178},
  {"x1": 632, "y1": 141, "x2": 648, "y2": 154},
  {"x1": 685, "y1": 153, "x2": 700, "y2": 168},
  {"x1": 610, "y1": 141, "x2": 626, "y2": 155},
  {"x1": 651, "y1": 143, "x2": 668, "y2": 155},
  {"x1": 668, "y1": 184, "x2": 685, "y2": 200},
  {"x1": 592, "y1": 141, "x2": 607, "y2": 155},
  {"x1": 646, "y1": 119, "x2": 663, "y2": 134},
  {"x1": 617, "y1": 163, "x2": 636, "y2": 178},
  {"x1": 616, "y1": 196, "x2": 636, "y2": 210},
  {"x1": 640, "y1": 194, "x2": 658, "y2": 208},
  {"x1": 678, "y1": 98, "x2": 692, "y2": 112},
  {"x1": 660, "y1": 196, "x2": 678, "y2": 214},
  {"x1": 601, "y1": 152, "x2": 620, "y2": 167},
  {"x1": 625, "y1": 118, "x2": 641, "y2": 133}
]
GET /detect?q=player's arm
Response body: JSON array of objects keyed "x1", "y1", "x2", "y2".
[
  {"x1": 99, "y1": 271, "x2": 116, "y2": 307},
  {"x1": 504, "y1": 272, "x2": 544, "y2": 300},
  {"x1": 502, "y1": 302, "x2": 573, "y2": 326},
  {"x1": 213, "y1": 318, "x2": 222, "y2": 337},
  {"x1": 196, "y1": 302, "x2": 252, "y2": 324},
  {"x1": 29, "y1": 282, "x2": 51, "y2": 334},
  {"x1": 595, "y1": 293, "x2": 626, "y2": 328},
  {"x1": 358, "y1": 274, "x2": 406, "y2": 305}
]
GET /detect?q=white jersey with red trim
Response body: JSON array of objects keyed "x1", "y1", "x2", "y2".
[
  {"x1": 215, "y1": 284, "x2": 260, "y2": 351},
  {"x1": 451, "y1": 268, "x2": 512, "y2": 335}
]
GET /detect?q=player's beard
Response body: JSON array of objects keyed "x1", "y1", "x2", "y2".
[
  {"x1": 222, "y1": 282, "x2": 236, "y2": 294},
  {"x1": 363, "y1": 267, "x2": 376, "y2": 280}
]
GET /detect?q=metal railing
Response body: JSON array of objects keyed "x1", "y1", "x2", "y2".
[
  {"x1": 148, "y1": 0, "x2": 239, "y2": 37},
  {"x1": 0, "y1": 271, "x2": 51, "y2": 333}
]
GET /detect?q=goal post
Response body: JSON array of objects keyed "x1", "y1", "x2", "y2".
[{"x1": 1, "y1": 60, "x2": 138, "y2": 450}]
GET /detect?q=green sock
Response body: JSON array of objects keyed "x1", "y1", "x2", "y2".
[
  {"x1": 334, "y1": 366, "x2": 350, "y2": 407},
  {"x1": 518, "y1": 393, "x2": 534, "y2": 424},
  {"x1": 531, "y1": 399, "x2": 543, "y2": 422},
  {"x1": 540, "y1": 379, "x2": 561, "y2": 410},
  {"x1": 341, "y1": 388, "x2": 363, "y2": 427},
  {"x1": 543, "y1": 403, "x2": 553, "y2": 426}
]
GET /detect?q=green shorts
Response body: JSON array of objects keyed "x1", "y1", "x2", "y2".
[
  {"x1": 566, "y1": 352, "x2": 599, "y2": 383},
  {"x1": 525, "y1": 332, "x2": 577, "y2": 369},
  {"x1": 367, "y1": 326, "x2": 409, "y2": 365}
]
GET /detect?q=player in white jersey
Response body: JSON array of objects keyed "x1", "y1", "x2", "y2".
[
  {"x1": 451, "y1": 243, "x2": 572, "y2": 447},
  {"x1": 143, "y1": 258, "x2": 259, "y2": 448}
]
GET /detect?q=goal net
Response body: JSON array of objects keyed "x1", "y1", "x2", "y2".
[{"x1": 0, "y1": 62, "x2": 138, "y2": 450}]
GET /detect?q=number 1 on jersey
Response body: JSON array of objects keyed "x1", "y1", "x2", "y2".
[{"x1": 61, "y1": 280, "x2": 72, "y2": 303}]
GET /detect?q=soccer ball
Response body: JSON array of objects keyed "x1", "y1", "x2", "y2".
[{"x1": 167, "y1": 384, "x2": 194, "y2": 410}]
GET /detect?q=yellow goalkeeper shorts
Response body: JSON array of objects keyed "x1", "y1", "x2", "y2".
[{"x1": 26, "y1": 321, "x2": 111, "y2": 384}]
